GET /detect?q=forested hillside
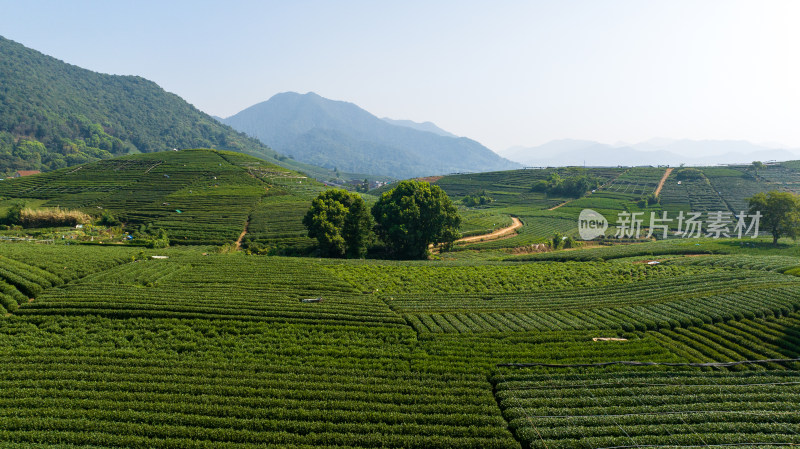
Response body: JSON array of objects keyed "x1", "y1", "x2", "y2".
[{"x1": 0, "y1": 36, "x2": 295, "y2": 176}]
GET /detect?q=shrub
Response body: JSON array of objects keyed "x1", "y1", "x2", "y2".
[
  {"x1": 97, "y1": 211, "x2": 120, "y2": 227},
  {"x1": 19, "y1": 207, "x2": 92, "y2": 228},
  {"x1": 675, "y1": 167, "x2": 703, "y2": 181}
]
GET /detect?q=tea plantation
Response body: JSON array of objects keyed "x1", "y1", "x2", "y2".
[
  {"x1": 1, "y1": 152, "x2": 800, "y2": 448},
  {"x1": 431, "y1": 161, "x2": 800, "y2": 251},
  {"x1": 0, "y1": 149, "x2": 323, "y2": 249}
]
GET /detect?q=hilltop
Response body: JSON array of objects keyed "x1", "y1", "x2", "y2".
[{"x1": 222, "y1": 92, "x2": 520, "y2": 178}]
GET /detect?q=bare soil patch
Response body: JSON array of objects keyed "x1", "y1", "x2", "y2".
[
  {"x1": 654, "y1": 167, "x2": 673, "y2": 198},
  {"x1": 235, "y1": 220, "x2": 249, "y2": 250},
  {"x1": 416, "y1": 176, "x2": 444, "y2": 183}
]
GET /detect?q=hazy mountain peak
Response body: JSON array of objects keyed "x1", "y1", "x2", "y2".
[
  {"x1": 381, "y1": 118, "x2": 458, "y2": 138},
  {"x1": 223, "y1": 92, "x2": 519, "y2": 178}
]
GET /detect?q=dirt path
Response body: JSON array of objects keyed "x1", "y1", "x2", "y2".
[
  {"x1": 654, "y1": 167, "x2": 673, "y2": 198},
  {"x1": 235, "y1": 219, "x2": 249, "y2": 250},
  {"x1": 457, "y1": 216, "x2": 523, "y2": 244},
  {"x1": 236, "y1": 185, "x2": 269, "y2": 250},
  {"x1": 548, "y1": 200, "x2": 569, "y2": 211}
]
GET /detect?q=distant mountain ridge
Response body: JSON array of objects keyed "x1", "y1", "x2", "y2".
[
  {"x1": 501, "y1": 139, "x2": 800, "y2": 167},
  {"x1": 222, "y1": 92, "x2": 519, "y2": 178},
  {"x1": 380, "y1": 118, "x2": 458, "y2": 138}
]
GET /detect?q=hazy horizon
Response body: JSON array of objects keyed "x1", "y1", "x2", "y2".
[{"x1": 2, "y1": 0, "x2": 799, "y2": 153}]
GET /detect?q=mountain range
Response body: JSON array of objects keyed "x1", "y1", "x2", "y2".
[
  {"x1": 5, "y1": 33, "x2": 795, "y2": 180},
  {"x1": 221, "y1": 92, "x2": 520, "y2": 179},
  {"x1": 501, "y1": 139, "x2": 800, "y2": 167}
]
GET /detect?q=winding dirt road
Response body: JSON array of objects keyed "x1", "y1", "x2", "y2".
[
  {"x1": 654, "y1": 167, "x2": 673, "y2": 198},
  {"x1": 457, "y1": 216, "x2": 522, "y2": 244}
]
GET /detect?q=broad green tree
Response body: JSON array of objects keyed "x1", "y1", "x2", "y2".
[
  {"x1": 750, "y1": 161, "x2": 766, "y2": 179},
  {"x1": 372, "y1": 180, "x2": 461, "y2": 259},
  {"x1": 303, "y1": 189, "x2": 373, "y2": 258},
  {"x1": 748, "y1": 190, "x2": 800, "y2": 245}
]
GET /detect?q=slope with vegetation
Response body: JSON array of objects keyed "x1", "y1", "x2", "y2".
[
  {"x1": 0, "y1": 36, "x2": 350, "y2": 182},
  {"x1": 0, "y1": 149, "x2": 324, "y2": 251},
  {"x1": 1, "y1": 153, "x2": 800, "y2": 447},
  {"x1": 427, "y1": 161, "x2": 800, "y2": 255}
]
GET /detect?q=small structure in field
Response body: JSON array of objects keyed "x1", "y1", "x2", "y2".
[{"x1": 301, "y1": 297, "x2": 324, "y2": 303}]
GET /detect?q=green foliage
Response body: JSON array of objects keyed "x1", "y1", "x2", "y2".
[
  {"x1": 495, "y1": 369, "x2": 800, "y2": 448},
  {"x1": 397, "y1": 270, "x2": 800, "y2": 334},
  {"x1": 97, "y1": 211, "x2": 120, "y2": 227},
  {"x1": 748, "y1": 190, "x2": 800, "y2": 244},
  {"x1": 132, "y1": 225, "x2": 169, "y2": 248},
  {"x1": 530, "y1": 171, "x2": 601, "y2": 197},
  {"x1": 0, "y1": 36, "x2": 283, "y2": 176},
  {"x1": 636, "y1": 192, "x2": 660, "y2": 208},
  {"x1": 551, "y1": 231, "x2": 565, "y2": 250},
  {"x1": 0, "y1": 200, "x2": 25, "y2": 225},
  {"x1": 0, "y1": 149, "x2": 324, "y2": 249},
  {"x1": 3, "y1": 243, "x2": 800, "y2": 448},
  {"x1": 329, "y1": 259, "x2": 703, "y2": 296},
  {"x1": 303, "y1": 189, "x2": 373, "y2": 258},
  {"x1": 675, "y1": 167, "x2": 704, "y2": 181},
  {"x1": 372, "y1": 180, "x2": 461, "y2": 259},
  {"x1": 461, "y1": 190, "x2": 494, "y2": 207}
]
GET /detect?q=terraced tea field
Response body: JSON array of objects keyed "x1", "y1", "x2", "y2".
[
  {"x1": 494, "y1": 369, "x2": 800, "y2": 448},
  {"x1": 0, "y1": 149, "x2": 322, "y2": 250},
  {"x1": 1, "y1": 242, "x2": 799, "y2": 448},
  {"x1": 3, "y1": 152, "x2": 800, "y2": 448},
  {"x1": 435, "y1": 161, "x2": 800, "y2": 249}
]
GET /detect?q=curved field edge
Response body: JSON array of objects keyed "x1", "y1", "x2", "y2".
[{"x1": 1, "y1": 243, "x2": 799, "y2": 449}]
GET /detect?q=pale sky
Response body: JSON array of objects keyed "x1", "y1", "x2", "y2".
[{"x1": 2, "y1": 0, "x2": 799, "y2": 152}]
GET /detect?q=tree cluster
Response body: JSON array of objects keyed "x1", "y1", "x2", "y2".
[
  {"x1": 461, "y1": 190, "x2": 493, "y2": 207},
  {"x1": 302, "y1": 189, "x2": 373, "y2": 258},
  {"x1": 675, "y1": 167, "x2": 704, "y2": 181},
  {"x1": 531, "y1": 171, "x2": 601, "y2": 197},
  {"x1": 551, "y1": 232, "x2": 577, "y2": 250},
  {"x1": 637, "y1": 193, "x2": 660, "y2": 208},
  {"x1": 303, "y1": 181, "x2": 461, "y2": 259}
]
